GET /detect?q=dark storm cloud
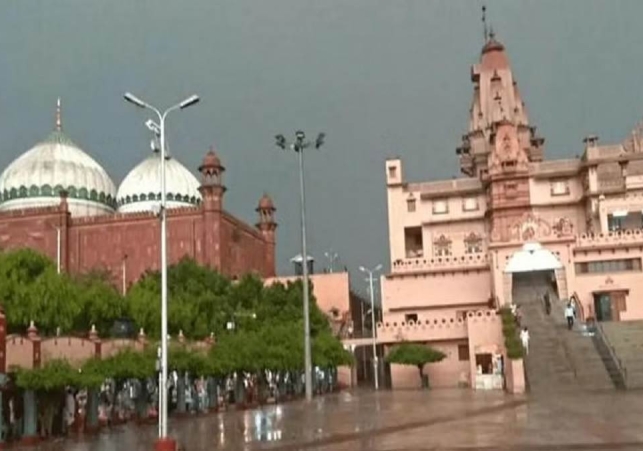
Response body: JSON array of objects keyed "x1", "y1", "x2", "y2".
[{"x1": 0, "y1": 0, "x2": 641, "y2": 282}]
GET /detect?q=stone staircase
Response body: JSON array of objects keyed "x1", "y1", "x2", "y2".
[
  {"x1": 512, "y1": 272, "x2": 616, "y2": 393},
  {"x1": 600, "y1": 321, "x2": 643, "y2": 388}
]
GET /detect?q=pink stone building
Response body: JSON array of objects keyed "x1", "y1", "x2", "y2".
[{"x1": 382, "y1": 33, "x2": 643, "y2": 389}]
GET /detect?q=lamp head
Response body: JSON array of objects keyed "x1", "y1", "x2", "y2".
[
  {"x1": 275, "y1": 134, "x2": 286, "y2": 149},
  {"x1": 295, "y1": 130, "x2": 305, "y2": 142},
  {"x1": 179, "y1": 94, "x2": 200, "y2": 109},
  {"x1": 359, "y1": 266, "x2": 366, "y2": 273},
  {"x1": 374, "y1": 264, "x2": 383, "y2": 272},
  {"x1": 315, "y1": 132, "x2": 325, "y2": 149},
  {"x1": 124, "y1": 92, "x2": 147, "y2": 108}
]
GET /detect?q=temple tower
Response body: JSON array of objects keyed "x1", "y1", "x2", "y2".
[{"x1": 456, "y1": 32, "x2": 543, "y2": 242}]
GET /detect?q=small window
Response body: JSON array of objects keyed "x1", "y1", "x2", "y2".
[
  {"x1": 404, "y1": 227, "x2": 423, "y2": 258},
  {"x1": 458, "y1": 344, "x2": 470, "y2": 361},
  {"x1": 432, "y1": 199, "x2": 449, "y2": 214},
  {"x1": 550, "y1": 179, "x2": 570, "y2": 196},
  {"x1": 407, "y1": 198, "x2": 416, "y2": 212},
  {"x1": 608, "y1": 215, "x2": 624, "y2": 232},
  {"x1": 388, "y1": 166, "x2": 397, "y2": 178},
  {"x1": 404, "y1": 313, "x2": 418, "y2": 323},
  {"x1": 575, "y1": 258, "x2": 642, "y2": 275},
  {"x1": 462, "y1": 197, "x2": 479, "y2": 212}
]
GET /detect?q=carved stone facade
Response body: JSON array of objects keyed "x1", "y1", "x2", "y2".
[{"x1": 383, "y1": 31, "x2": 643, "y2": 390}]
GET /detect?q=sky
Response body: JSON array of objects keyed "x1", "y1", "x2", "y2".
[{"x1": 1, "y1": 0, "x2": 643, "y2": 292}]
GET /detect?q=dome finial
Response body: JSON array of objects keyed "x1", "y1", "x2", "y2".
[{"x1": 55, "y1": 97, "x2": 62, "y2": 132}]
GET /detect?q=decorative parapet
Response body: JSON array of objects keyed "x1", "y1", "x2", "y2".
[
  {"x1": 407, "y1": 177, "x2": 483, "y2": 199},
  {"x1": 575, "y1": 229, "x2": 643, "y2": 250},
  {"x1": 391, "y1": 253, "x2": 490, "y2": 275},
  {"x1": 530, "y1": 159, "x2": 581, "y2": 178},
  {"x1": 5, "y1": 325, "x2": 215, "y2": 371},
  {"x1": 376, "y1": 315, "x2": 468, "y2": 343},
  {"x1": 584, "y1": 144, "x2": 625, "y2": 162},
  {"x1": 0, "y1": 205, "x2": 62, "y2": 219}
]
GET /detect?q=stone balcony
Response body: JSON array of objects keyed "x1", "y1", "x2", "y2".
[
  {"x1": 391, "y1": 253, "x2": 490, "y2": 275},
  {"x1": 575, "y1": 229, "x2": 643, "y2": 250},
  {"x1": 376, "y1": 315, "x2": 468, "y2": 343}
]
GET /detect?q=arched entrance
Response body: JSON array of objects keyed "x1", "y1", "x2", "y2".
[{"x1": 504, "y1": 242, "x2": 564, "y2": 306}]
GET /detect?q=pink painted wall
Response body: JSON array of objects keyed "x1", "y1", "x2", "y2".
[
  {"x1": 570, "y1": 242, "x2": 643, "y2": 321},
  {"x1": 40, "y1": 337, "x2": 97, "y2": 365},
  {"x1": 466, "y1": 311, "x2": 504, "y2": 386},
  {"x1": 6, "y1": 336, "x2": 35, "y2": 370},
  {"x1": 505, "y1": 359, "x2": 525, "y2": 394},
  {"x1": 265, "y1": 272, "x2": 350, "y2": 316},
  {"x1": 388, "y1": 341, "x2": 470, "y2": 389},
  {"x1": 336, "y1": 365, "x2": 355, "y2": 388},
  {"x1": 382, "y1": 270, "x2": 491, "y2": 311}
]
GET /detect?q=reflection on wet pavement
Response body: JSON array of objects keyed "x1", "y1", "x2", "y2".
[{"x1": 21, "y1": 389, "x2": 643, "y2": 451}]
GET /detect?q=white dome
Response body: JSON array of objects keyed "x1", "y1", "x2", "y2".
[
  {"x1": 117, "y1": 151, "x2": 201, "y2": 213},
  {"x1": 0, "y1": 130, "x2": 117, "y2": 216}
]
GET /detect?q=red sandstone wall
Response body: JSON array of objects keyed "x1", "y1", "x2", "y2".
[
  {"x1": 0, "y1": 203, "x2": 274, "y2": 287},
  {"x1": 69, "y1": 210, "x2": 205, "y2": 288},
  {"x1": 0, "y1": 207, "x2": 62, "y2": 263},
  {"x1": 220, "y1": 214, "x2": 272, "y2": 278}
]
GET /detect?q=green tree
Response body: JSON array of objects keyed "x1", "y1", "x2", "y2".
[
  {"x1": 14, "y1": 359, "x2": 102, "y2": 437},
  {"x1": 74, "y1": 270, "x2": 125, "y2": 335},
  {"x1": 170, "y1": 344, "x2": 210, "y2": 377},
  {"x1": 258, "y1": 280, "x2": 329, "y2": 335},
  {"x1": 127, "y1": 258, "x2": 232, "y2": 338},
  {"x1": 125, "y1": 273, "x2": 162, "y2": 337},
  {"x1": 385, "y1": 343, "x2": 446, "y2": 389},
  {"x1": 89, "y1": 347, "x2": 156, "y2": 381},
  {"x1": 11, "y1": 267, "x2": 81, "y2": 336},
  {"x1": 313, "y1": 331, "x2": 354, "y2": 368},
  {"x1": 0, "y1": 249, "x2": 59, "y2": 333}
]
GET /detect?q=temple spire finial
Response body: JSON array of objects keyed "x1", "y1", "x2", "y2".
[
  {"x1": 55, "y1": 97, "x2": 62, "y2": 131},
  {"x1": 482, "y1": 5, "x2": 488, "y2": 42}
]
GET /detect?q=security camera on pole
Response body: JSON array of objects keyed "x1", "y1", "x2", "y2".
[
  {"x1": 124, "y1": 92, "x2": 200, "y2": 451},
  {"x1": 275, "y1": 130, "x2": 325, "y2": 402}
]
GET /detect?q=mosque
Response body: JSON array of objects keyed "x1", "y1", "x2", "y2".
[{"x1": 0, "y1": 101, "x2": 276, "y2": 291}]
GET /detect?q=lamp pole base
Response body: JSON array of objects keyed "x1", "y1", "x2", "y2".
[{"x1": 154, "y1": 437, "x2": 177, "y2": 451}]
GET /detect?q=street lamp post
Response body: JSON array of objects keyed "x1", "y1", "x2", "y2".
[
  {"x1": 359, "y1": 264, "x2": 382, "y2": 390},
  {"x1": 124, "y1": 92, "x2": 199, "y2": 450},
  {"x1": 275, "y1": 131, "x2": 325, "y2": 402},
  {"x1": 324, "y1": 251, "x2": 338, "y2": 273}
]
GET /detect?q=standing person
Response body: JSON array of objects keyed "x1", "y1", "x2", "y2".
[
  {"x1": 515, "y1": 305, "x2": 522, "y2": 327},
  {"x1": 565, "y1": 303, "x2": 575, "y2": 330},
  {"x1": 544, "y1": 292, "x2": 551, "y2": 315},
  {"x1": 520, "y1": 327, "x2": 530, "y2": 355}
]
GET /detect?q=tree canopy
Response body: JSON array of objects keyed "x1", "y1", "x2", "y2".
[
  {"x1": 0, "y1": 249, "x2": 352, "y2": 382},
  {"x1": 385, "y1": 342, "x2": 446, "y2": 388}
]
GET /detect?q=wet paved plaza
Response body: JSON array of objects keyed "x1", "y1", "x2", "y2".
[{"x1": 22, "y1": 389, "x2": 643, "y2": 451}]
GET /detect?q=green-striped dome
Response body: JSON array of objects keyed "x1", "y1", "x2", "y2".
[{"x1": 0, "y1": 100, "x2": 116, "y2": 216}]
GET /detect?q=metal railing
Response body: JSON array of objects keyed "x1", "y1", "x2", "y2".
[{"x1": 594, "y1": 322, "x2": 628, "y2": 387}]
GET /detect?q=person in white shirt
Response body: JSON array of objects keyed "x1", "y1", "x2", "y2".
[
  {"x1": 565, "y1": 303, "x2": 575, "y2": 330},
  {"x1": 520, "y1": 327, "x2": 530, "y2": 355}
]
